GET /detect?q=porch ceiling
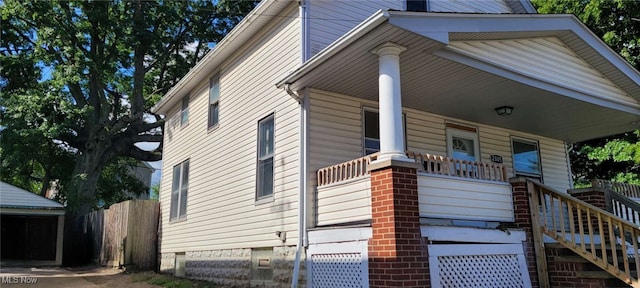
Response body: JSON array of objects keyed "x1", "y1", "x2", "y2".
[{"x1": 283, "y1": 14, "x2": 640, "y2": 143}]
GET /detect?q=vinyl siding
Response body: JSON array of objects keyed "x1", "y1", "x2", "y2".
[
  {"x1": 316, "y1": 177, "x2": 371, "y2": 226},
  {"x1": 308, "y1": 0, "x2": 403, "y2": 56},
  {"x1": 448, "y1": 37, "x2": 637, "y2": 107},
  {"x1": 159, "y1": 6, "x2": 301, "y2": 253},
  {"x1": 307, "y1": 0, "x2": 515, "y2": 58},
  {"x1": 417, "y1": 175, "x2": 514, "y2": 222},
  {"x1": 308, "y1": 90, "x2": 572, "y2": 225},
  {"x1": 429, "y1": 0, "x2": 512, "y2": 13}
]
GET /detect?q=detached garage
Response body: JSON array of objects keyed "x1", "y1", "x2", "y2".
[{"x1": 0, "y1": 181, "x2": 65, "y2": 266}]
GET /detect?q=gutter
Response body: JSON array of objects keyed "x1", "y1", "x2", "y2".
[{"x1": 152, "y1": 0, "x2": 287, "y2": 114}]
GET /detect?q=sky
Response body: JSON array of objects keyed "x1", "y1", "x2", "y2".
[{"x1": 135, "y1": 142, "x2": 162, "y2": 187}]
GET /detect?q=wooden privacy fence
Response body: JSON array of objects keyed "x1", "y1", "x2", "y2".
[{"x1": 83, "y1": 200, "x2": 159, "y2": 270}]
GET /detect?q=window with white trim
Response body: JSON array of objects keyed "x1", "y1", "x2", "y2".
[
  {"x1": 208, "y1": 74, "x2": 220, "y2": 129},
  {"x1": 170, "y1": 160, "x2": 189, "y2": 220},
  {"x1": 256, "y1": 115, "x2": 274, "y2": 199},
  {"x1": 362, "y1": 108, "x2": 406, "y2": 156},
  {"x1": 446, "y1": 126, "x2": 479, "y2": 162},
  {"x1": 512, "y1": 138, "x2": 542, "y2": 180},
  {"x1": 180, "y1": 96, "x2": 189, "y2": 127}
]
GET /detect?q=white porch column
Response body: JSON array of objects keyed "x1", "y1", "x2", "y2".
[{"x1": 372, "y1": 42, "x2": 410, "y2": 162}]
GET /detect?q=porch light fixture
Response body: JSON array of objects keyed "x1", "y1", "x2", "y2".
[{"x1": 495, "y1": 106, "x2": 513, "y2": 116}]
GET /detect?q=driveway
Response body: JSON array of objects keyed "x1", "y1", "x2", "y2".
[{"x1": 0, "y1": 266, "x2": 159, "y2": 288}]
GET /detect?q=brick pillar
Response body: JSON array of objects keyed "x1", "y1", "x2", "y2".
[
  {"x1": 569, "y1": 188, "x2": 608, "y2": 211},
  {"x1": 368, "y1": 163, "x2": 429, "y2": 288},
  {"x1": 510, "y1": 177, "x2": 541, "y2": 288},
  {"x1": 568, "y1": 188, "x2": 611, "y2": 250}
]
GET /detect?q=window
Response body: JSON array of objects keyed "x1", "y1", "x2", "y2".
[
  {"x1": 256, "y1": 115, "x2": 274, "y2": 199},
  {"x1": 208, "y1": 74, "x2": 220, "y2": 128},
  {"x1": 446, "y1": 126, "x2": 479, "y2": 162},
  {"x1": 363, "y1": 109, "x2": 380, "y2": 155},
  {"x1": 170, "y1": 160, "x2": 189, "y2": 220},
  {"x1": 406, "y1": 0, "x2": 427, "y2": 11},
  {"x1": 180, "y1": 96, "x2": 189, "y2": 127},
  {"x1": 512, "y1": 138, "x2": 542, "y2": 179},
  {"x1": 362, "y1": 108, "x2": 406, "y2": 156}
]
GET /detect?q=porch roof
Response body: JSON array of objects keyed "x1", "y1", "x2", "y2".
[{"x1": 277, "y1": 11, "x2": 640, "y2": 143}]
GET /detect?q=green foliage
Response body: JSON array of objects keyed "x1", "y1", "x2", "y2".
[
  {"x1": 532, "y1": 0, "x2": 640, "y2": 69},
  {"x1": 0, "y1": 0, "x2": 257, "y2": 213},
  {"x1": 533, "y1": 0, "x2": 640, "y2": 186},
  {"x1": 150, "y1": 182, "x2": 160, "y2": 200}
]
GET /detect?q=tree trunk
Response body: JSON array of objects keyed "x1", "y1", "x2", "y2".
[{"x1": 66, "y1": 151, "x2": 105, "y2": 215}]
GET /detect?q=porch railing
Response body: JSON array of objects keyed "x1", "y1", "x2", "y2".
[
  {"x1": 317, "y1": 154, "x2": 377, "y2": 186},
  {"x1": 528, "y1": 180, "x2": 640, "y2": 287},
  {"x1": 593, "y1": 179, "x2": 640, "y2": 199},
  {"x1": 316, "y1": 151, "x2": 507, "y2": 186},
  {"x1": 406, "y1": 151, "x2": 508, "y2": 182}
]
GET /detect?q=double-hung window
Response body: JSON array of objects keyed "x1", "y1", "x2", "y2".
[
  {"x1": 208, "y1": 74, "x2": 220, "y2": 129},
  {"x1": 363, "y1": 109, "x2": 380, "y2": 155},
  {"x1": 180, "y1": 96, "x2": 189, "y2": 127},
  {"x1": 362, "y1": 108, "x2": 406, "y2": 156},
  {"x1": 170, "y1": 160, "x2": 189, "y2": 221},
  {"x1": 256, "y1": 115, "x2": 274, "y2": 199},
  {"x1": 512, "y1": 138, "x2": 542, "y2": 181}
]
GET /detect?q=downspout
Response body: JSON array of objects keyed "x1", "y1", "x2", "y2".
[
  {"x1": 287, "y1": 83, "x2": 308, "y2": 288},
  {"x1": 291, "y1": 1, "x2": 310, "y2": 286}
]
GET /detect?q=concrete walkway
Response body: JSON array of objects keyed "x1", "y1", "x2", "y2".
[{"x1": 0, "y1": 266, "x2": 122, "y2": 288}]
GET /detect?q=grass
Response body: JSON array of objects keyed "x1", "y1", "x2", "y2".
[{"x1": 132, "y1": 272, "x2": 217, "y2": 288}]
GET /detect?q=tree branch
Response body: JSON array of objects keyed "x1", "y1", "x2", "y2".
[{"x1": 125, "y1": 146, "x2": 163, "y2": 162}]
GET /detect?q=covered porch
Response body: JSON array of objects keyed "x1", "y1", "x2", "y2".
[
  {"x1": 278, "y1": 10, "x2": 640, "y2": 227},
  {"x1": 282, "y1": 10, "x2": 640, "y2": 288}
]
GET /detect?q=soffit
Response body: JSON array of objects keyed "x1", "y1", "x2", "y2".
[{"x1": 286, "y1": 21, "x2": 640, "y2": 142}]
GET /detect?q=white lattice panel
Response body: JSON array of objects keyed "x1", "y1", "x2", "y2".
[
  {"x1": 307, "y1": 238, "x2": 369, "y2": 288},
  {"x1": 429, "y1": 244, "x2": 532, "y2": 288},
  {"x1": 311, "y1": 253, "x2": 363, "y2": 287},
  {"x1": 438, "y1": 254, "x2": 524, "y2": 287}
]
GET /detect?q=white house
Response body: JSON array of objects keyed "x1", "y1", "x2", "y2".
[{"x1": 152, "y1": 0, "x2": 640, "y2": 287}]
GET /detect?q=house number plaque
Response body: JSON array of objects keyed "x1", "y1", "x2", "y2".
[{"x1": 490, "y1": 155, "x2": 503, "y2": 163}]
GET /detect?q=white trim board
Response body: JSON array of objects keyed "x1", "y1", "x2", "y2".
[
  {"x1": 422, "y1": 226, "x2": 526, "y2": 244},
  {"x1": 308, "y1": 227, "x2": 372, "y2": 244}
]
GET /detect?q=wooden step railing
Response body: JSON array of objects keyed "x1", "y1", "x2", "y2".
[
  {"x1": 608, "y1": 191, "x2": 640, "y2": 227},
  {"x1": 528, "y1": 180, "x2": 640, "y2": 287}
]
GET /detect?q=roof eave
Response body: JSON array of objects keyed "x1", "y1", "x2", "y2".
[
  {"x1": 152, "y1": 0, "x2": 291, "y2": 114},
  {"x1": 278, "y1": 12, "x2": 640, "y2": 101},
  {"x1": 276, "y1": 9, "x2": 390, "y2": 89}
]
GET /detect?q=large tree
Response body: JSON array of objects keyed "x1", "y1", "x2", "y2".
[
  {"x1": 1, "y1": 0, "x2": 257, "y2": 214},
  {"x1": 532, "y1": 0, "x2": 640, "y2": 186}
]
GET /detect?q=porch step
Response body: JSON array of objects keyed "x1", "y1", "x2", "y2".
[{"x1": 546, "y1": 244, "x2": 635, "y2": 287}]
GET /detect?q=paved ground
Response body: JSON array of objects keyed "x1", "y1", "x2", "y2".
[{"x1": 0, "y1": 266, "x2": 160, "y2": 288}]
